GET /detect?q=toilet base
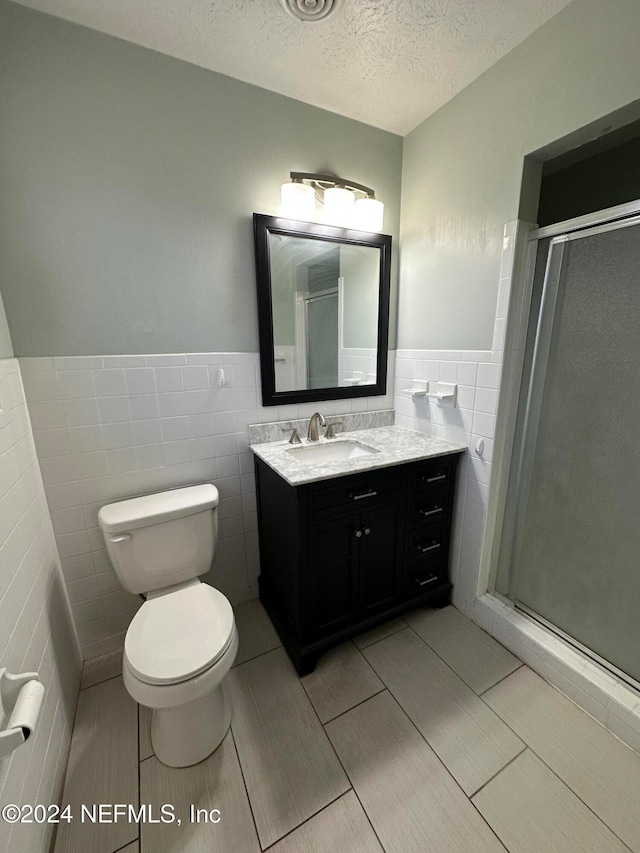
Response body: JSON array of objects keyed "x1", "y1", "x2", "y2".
[{"x1": 150, "y1": 682, "x2": 232, "y2": 767}]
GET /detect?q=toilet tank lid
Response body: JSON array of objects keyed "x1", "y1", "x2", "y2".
[{"x1": 98, "y1": 484, "x2": 219, "y2": 533}]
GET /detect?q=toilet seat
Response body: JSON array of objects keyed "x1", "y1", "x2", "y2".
[{"x1": 125, "y1": 583, "x2": 234, "y2": 686}]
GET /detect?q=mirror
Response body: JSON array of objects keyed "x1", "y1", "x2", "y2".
[{"x1": 253, "y1": 214, "x2": 391, "y2": 407}]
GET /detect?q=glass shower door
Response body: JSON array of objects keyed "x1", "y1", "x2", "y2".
[
  {"x1": 306, "y1": 292, "x2": 338, "y2": 389},
  {"x1": 506, "y1": 215, "x2": 640, "y2": 683}
]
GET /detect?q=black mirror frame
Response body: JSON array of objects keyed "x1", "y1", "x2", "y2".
[{"x1": 253, "y1": 213, "x2": 391, "y2": 407}]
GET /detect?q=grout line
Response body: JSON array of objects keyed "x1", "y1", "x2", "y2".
[
  {"x1": 378, "y1": 690, "x2": 510, "y2": 852},
  {"x1": 404, "y1": 610, "x2": 525, "y2": 697},
  {"x1": 137, "y1": 703, "x2": 143, "y2": 852},
  {"x1": 290, "y1": 650, "x2": 384, "y2": 851},
  {"x1": 231, "y1": 642, "x2": 282, "y2": 670},
  {"x1": 477, "y1": 672, "x2": 635, "y2": 852},
  {"x1": 522, "y1": 751, "x2": 635, "y2": 852},
  {"x1": 111, "y1": 839, "x2": 140, "y2": 853},
  {"x1": 478, "y1": 663, "x2": 524, "y2": 696},
  {"x1": 352, "y1": 617, "x2": 408, "y2": 650},
  {"x1": 260, "y1": 789, "x2": 355, "y2": 852},
  {"x1": 272, "y1": 612, "x2": 506, "y2": 849},
  {"x1": 233, "y1": 615, "x2": 381, "y2": 849},
  {"x1": 299, "y1": 638, "x2": 386, "y2": 725},
  {"x1": 470, "y1": 742, "x2": 634, "y2": 852},
  {"x1": 343, "y1": 788, "x2": 387, "y2": 853},
  {"x1": 469, "y1": 745, "x2": 527, "y2": 799},
  {"x1": 316, "y1": 686, "x2": 387, "y2": 726},
  {"x1": 80, "y1": 671, "x2": 122, "y2": 691},
  {"x1": 48, "y1": 668, "x2": 84, "y2": 853},
  {"x1": 228, "y1": 726, "x2": 263, "y2": 850},
  {"x1": 314, "y1": 688, "x2": 388, "y2": 853}
]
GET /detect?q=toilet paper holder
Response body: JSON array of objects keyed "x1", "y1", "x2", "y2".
[{"x1": 0, "y1": 668, "x2": 45, "y2": 760}]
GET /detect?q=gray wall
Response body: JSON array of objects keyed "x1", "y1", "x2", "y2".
[
  {"x1": 0, "y1": 1, "x2": 402, "y2": 356},
  {"x1": 341, "y1": 246, "x2": 379, "y2": 349},
  {"x1": 0, "y1": 293, "x2": 12, "y2": 357},
  {"x1": 399, "y1": 0, "x2": 640, "y2": 351}
]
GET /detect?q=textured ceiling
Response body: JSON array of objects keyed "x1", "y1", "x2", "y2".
[{"x1": 11, "y1": 0, "x2": 573, "y2": 134}]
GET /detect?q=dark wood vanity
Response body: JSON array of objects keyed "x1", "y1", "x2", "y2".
[{"x1": 254, "y1": 451, "x2": 461, "y2": 674}]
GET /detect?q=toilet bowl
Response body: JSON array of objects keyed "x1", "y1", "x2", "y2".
[{"x1": 98, "y1": 484, "x2": 238, "y2": 768}]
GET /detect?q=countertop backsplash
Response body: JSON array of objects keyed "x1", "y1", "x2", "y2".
[{"x1": 248, "y1": 409, "x2": 394, "y2": 445}]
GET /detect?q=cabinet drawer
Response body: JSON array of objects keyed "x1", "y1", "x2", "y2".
[
  {"x1": 405, "y1": 556, "x2": 447, "y2": 597},
  {"x1": 409, "y1": 522, "x2": 446, "y2": 562},
  {"x1": 411, "y1": 486, "x2": 449, "y2": 528},
  {"x1": 309, "y1": 470, "x2": 401, "y2": 520},
  {"x1": 412, "y1": 457, "x2": 452, "y2": 491}
]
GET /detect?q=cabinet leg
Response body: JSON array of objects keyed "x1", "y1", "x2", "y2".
[
  {"x1": 296, "y1": 651, "x2": 322, "y2": 677},
  {"x1": 432, "y1": 589, "x2": 452, "y2": 609}
]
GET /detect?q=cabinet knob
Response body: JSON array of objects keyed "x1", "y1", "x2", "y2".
[
  {"x1": 363, "y1": 527, "x2": 371, "y2": 535},
  {"x1": 355, "y1": 529, "x2": 363, "y2": 538}
]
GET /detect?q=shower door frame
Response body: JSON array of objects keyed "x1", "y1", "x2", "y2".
[{"x1": 485, "y1": 197, "x2": 640, "y2": 690}]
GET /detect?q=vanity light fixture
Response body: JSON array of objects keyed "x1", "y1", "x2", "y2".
[{"x1": 280, "y1": 171, "x2": 384, "y2": 232}]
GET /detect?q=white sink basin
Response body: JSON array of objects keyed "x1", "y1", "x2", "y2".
[{"x1": 287, "y1": 440, "x2": 379, "y2": 465}]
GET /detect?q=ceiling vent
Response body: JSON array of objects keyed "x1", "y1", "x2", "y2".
[{"x1": 279, "y1": 0, "x2": 343, "y2": 22}]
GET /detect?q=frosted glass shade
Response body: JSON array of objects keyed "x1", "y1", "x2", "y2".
[
  {"x1": 323, "y1": 186, "x2": 355, "y2": 228},
  {"x1": 281, "y1": 182, "x2": 316, "y2": 221},
  {"x1": 354, "y1": 197, "x2": 384, "y2": 232}
]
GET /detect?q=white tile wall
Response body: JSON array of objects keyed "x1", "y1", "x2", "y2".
[
  {"x1": 0, "y1": 359, "x2": 82, "y2": 853},
  {"x1": 393, "y1": 222, "x2": 514, "y2": 617},
  {"x1": 398, "y1": 219, "x2": 640, "y2": 753},
  {"x1": 394, "y1": 346, "x2": 498, "y2": 609},
  {"x1": 338, "y1": 346, "x2": 378, "y2": 387},
  {"x1": 20, "y1": 351, "x2": 395, "y2": 660}
]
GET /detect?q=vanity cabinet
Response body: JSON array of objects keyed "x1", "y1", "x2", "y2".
[
  {"x1": 308, "y1": 501, "x2": 405, "y2": 637},
  {"x1": 254, "y1": 452, "x2": 461, "y2": 675}
]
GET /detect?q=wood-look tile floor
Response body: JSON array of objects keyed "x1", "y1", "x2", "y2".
[{"x1": 54, "y1": 603, "x2": 640, "y2": 853}]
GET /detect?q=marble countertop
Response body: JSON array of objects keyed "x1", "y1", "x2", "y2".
[{"x1": 250, "y1": 425, "x2": 466, "y2": 486}]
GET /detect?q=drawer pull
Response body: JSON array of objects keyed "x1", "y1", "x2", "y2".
[
  {"x1": 417, "y1": 542, "x2": 441, "y2": 553},
  {"x1": 424, "y1": 473, "x2": 447, "y2": 483},
  {"x1": 416, "y1": 575, "x2": 438, "y2": 587},
  {"x1": 349, "y1": 489, "x2": 378, "y2": 501},
  {"x1": 419, "y1": 506, "x2": 443, "y2": 517}
]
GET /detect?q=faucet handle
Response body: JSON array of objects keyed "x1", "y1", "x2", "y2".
[
  {"x1": 325, "y1": 420, "x2": 343, "y2": 439},
  {"x1": 281, "y1": 427, "x2": 302, "y2": 445}
]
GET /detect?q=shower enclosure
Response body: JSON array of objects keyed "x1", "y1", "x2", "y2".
[{"x1": 496, "y1": 207, "x2": 640, "y2": 685}]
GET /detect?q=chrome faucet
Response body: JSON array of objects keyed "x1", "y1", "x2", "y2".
[{"x1": 307, "y1": 412, "x2": 327, "y2": 442}]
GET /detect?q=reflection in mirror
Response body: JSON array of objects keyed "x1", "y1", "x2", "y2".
[
  {"x1": 254, "y1": 215, "x2": 391, "y2": 407},
  {"x1": 269, "y1": 234, "x2": 380, "y2": 392}
]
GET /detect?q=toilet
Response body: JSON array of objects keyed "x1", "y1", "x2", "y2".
[{"x1": 98, "y1": 483, "x2": 238, "y2": 768}]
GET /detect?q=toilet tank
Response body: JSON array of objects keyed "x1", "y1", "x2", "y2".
[{"x1": 98, "y1": 484, "x2": 219, "y2": 595}]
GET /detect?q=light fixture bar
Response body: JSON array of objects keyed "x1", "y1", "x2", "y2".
[{"x1": 289, "y1": 172, "x2": 377, "y2": 198}]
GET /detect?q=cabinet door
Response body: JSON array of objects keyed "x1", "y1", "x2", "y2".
[
  {"x1": 308, "y1": 517, "x2": 358, "y2": 636},
  {"x1": 358, "y1": 505, "x2": 403, "y2": 616}
]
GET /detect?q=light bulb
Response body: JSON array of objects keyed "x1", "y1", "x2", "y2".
[
  {"x1": 280, "y1": 182, "x2": 316, "y2": 221},
  {"x1": 323, "y1": 186, "x2": 355, "y2": 228},
  {"x1": 354, "y1": 197, "x2": 384, "y2": 232}
]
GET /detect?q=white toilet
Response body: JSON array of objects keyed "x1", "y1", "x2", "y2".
[{"x1": 98, "y1": 483, "x2": 238, "y2": 768}]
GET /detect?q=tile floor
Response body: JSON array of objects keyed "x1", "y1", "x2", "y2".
[{"x1": 52, "y1": 601, "x2": 640, "y2": 852}]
